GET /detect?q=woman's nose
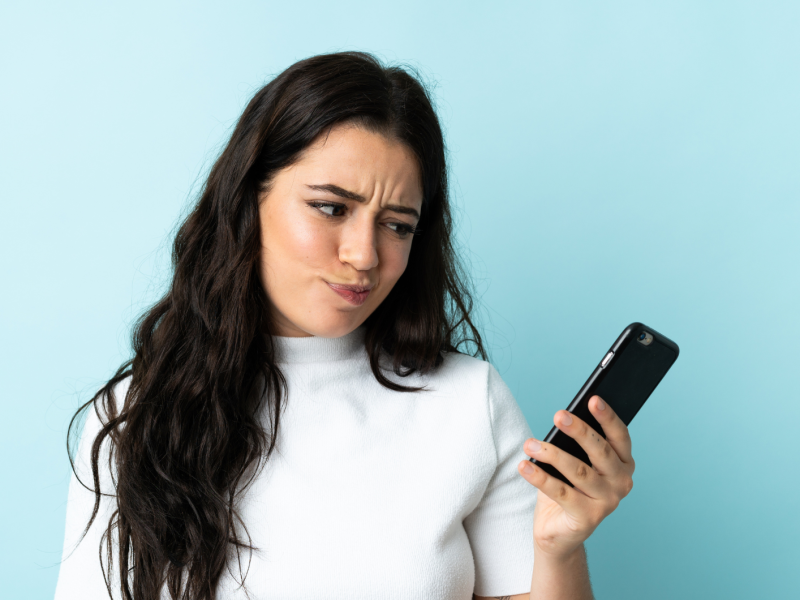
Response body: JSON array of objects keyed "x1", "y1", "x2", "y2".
[{"x1": 338, "y1": 217, "x2": 379, "y2": 271}]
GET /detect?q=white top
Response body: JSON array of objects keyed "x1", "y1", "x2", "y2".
[{"x1": 55, "y1": 327, "x2": 537, "y2": 599}]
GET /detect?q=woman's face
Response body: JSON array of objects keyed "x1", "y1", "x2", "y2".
[{"x1": 258, "y1": 123, "x2": 423, "y2": 338}]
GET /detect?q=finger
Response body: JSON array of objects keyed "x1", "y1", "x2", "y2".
[
  {"x1": 551, "y1": 409, "x2": 625, "y2": 477},
  {"x1": 522, "y1": 437, "x2": 606, "y2": 498},
  {"x1": 587, "y1": 396, "x2": 634, "y2": 465},
  {"x1": 517, "y1": 458, "x2": 592, "y2": 511}
]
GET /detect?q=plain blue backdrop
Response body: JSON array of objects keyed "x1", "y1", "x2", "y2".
[{"x1": 1, "y1": 1, "x2": 798, "y2": 598}]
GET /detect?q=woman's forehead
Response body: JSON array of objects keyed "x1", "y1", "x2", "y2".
[{"x1": 282, "y1": 124, "x2": 423, "y2": 207}]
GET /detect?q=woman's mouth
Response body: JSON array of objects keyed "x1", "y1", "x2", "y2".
[{"x1": 326, "y1": 282, "x2": 373, "y2": 306}]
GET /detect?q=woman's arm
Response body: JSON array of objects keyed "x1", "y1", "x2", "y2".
[
  {"x1": 476, "y1": 394, "x2": 634, "y2": 600},
  {"x1": 473, "y1": 541, "x2": 592, "y2": 600},
  {"x1": 527, "y1": 541, "x2": 592, "y2": 600}
]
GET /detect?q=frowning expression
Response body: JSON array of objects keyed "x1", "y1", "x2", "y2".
[{"x1": 257, "y1": 123, "x2": 423, "y2": 338}]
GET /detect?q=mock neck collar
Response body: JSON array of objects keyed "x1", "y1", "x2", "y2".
[{"x1": 272, "y1": 326, "x2": 367, "y2": 364}]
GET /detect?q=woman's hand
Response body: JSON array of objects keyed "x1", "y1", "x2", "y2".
[{"x1": 517, "y1": 395, "x2": 635, "y2": 560}]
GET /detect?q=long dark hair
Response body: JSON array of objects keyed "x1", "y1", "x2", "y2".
[{"x1": 68, "y1": 51, "x2": 485, "y2": 600}]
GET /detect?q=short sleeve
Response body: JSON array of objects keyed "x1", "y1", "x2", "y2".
[
  {"x1": 463, "y1": 364, "x2": 537, "y2": 597},
  {"x1": 55, "y1": 379, "x2": 128, "y2": 600}
]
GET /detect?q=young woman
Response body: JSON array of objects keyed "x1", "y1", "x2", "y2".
[{"x1": 56, "y1": 52, "x2": 635, "y2": 600}]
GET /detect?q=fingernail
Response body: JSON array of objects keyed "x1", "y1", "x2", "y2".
[
  {"x1": 560, "y1": 412, "x2": 573, "y2": 426},
  {"x1": 527, "y1": 439, "x2": 542, "y2": 453},
  {"x1": 522, "y1": 461, "x2": 535, "y2": 475},
  {"x1": 597, "y1": 398, "x2": 606, "y2": 411}
]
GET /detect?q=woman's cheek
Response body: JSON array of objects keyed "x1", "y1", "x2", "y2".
[
  {"x1": 380, "y1": 240, "x2": 412, "y2": 283},
  {"x1": 281, "y1": 210, "x2": 337, "y2": 269}
]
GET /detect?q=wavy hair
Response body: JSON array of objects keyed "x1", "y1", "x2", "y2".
[{"x1": 68, "y1": 51, "x2": 486, "y2": 600}]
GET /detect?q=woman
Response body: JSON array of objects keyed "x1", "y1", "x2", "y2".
[{"x1": 56, "y1": 52, "x2": 634, "y2": 600}]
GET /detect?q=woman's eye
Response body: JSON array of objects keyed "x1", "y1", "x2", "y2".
[
  {"x1": 386, "y1": 222, "x2": 417, "y2": 238},
  {"x1": 310, "y1": 202, "x2": 346, "y2": 217},
  {"x1": 309, "y1": 202, "x2": 416, "y2": 237}
]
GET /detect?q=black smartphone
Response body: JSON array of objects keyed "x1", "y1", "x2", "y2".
[{"x1": 530, "y1": 322, "x2": 679, "y2": 486}]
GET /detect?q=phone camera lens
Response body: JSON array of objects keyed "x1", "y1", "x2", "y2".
[{"x1": 637, "y1": 331, "x2": 654, "y2": 346}]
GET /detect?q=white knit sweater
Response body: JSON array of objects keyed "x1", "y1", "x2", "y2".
[{"x1": 55, "y1": 327, "x2": 537, "y2": 599}]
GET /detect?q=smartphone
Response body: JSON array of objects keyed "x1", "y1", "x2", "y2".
[{"x1": 530, "y1": 322, "x2": 679, "y2": 486}]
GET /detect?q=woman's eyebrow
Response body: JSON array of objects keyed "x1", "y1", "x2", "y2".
[
  {"x1": 305, "y1": 183, "x2": 420, "y2": 220},
  {"x1": 306, "y1": 183, "x2": 365, "y2": 202}
]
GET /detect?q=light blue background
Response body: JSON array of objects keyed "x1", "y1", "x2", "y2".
[{"x1": 2, "y1": 1, "x2": 798, "y2": 598}]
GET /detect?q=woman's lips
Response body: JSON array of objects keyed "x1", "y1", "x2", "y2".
[{"x1": 326, "y1": 282, "x2": 372, "y2": 306}]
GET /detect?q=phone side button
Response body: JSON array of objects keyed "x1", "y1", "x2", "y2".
[{"x1": 600, "y1": 351, "x2": 614, "y2": 368}]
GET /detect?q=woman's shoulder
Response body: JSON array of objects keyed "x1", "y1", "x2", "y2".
[
  {"x1": 83, "y1": 373, "x2": 133, "y2": 429},
  {"x1": 433, "y1": 350, "x2": 505, "y2": 389},
  {"x1": 71, "y1": 374, "x2": 133, "y2": 483},
  {"x1": 434, "y1": 351, "x2": 529, "y2": 432}
]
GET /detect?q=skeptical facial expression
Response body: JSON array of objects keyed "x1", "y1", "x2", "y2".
[{"x1": 257, "y1": 123, "x2": 423, "y2": 338}]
